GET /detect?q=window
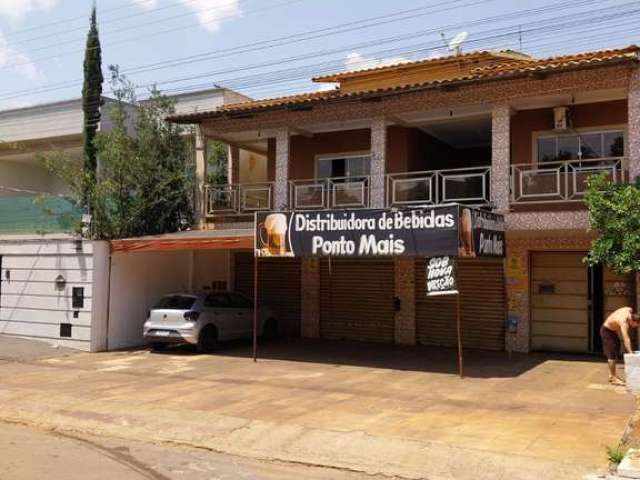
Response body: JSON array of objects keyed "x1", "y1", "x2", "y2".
[
  {"x1": 536, "y1": 130, "x2": 624, "y2": 163},
  {"x1": 227, "y1": 293, "x2": 252, "y2": 308},
  {"x1": 204, "y1": 293, "x2": 230, "y2": 308},
  {"x1": 317, "y1": 154, "x2": 370, "y2": 179},
  {"x1": 154, "y1": 295, "x2": 196, "y2": 310}
]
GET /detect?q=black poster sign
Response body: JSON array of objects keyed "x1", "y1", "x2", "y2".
[
  {"x1": 255, "y1": 205, "x2": 505, "y2": 259},
  {"x1": 426, "y1": 256, "x2": 458, "y2": 296}
]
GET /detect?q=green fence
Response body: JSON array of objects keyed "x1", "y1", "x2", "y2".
[{"x1": 0, "y1": 193, "x2": 81, "y2": 234}]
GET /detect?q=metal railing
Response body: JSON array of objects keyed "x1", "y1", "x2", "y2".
[
  {"x1": 289, "y1": 175, "x2": 370, "y2": 210},
  {"x1": 205, "y1": 182, "x2": 274, "y2": 216},
  {"x1": 510, "y1": 157, "x2": 626, "y2": 204},
  {"x1": 386, "y1": 166, "x2": 491, "y2": 207}
]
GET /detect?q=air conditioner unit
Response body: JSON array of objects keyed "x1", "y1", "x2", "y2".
[{"x1": 553, "y1": 106, "x2": 572, "y2": 130}]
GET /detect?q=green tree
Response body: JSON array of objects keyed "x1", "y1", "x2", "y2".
[
  {"x1": 44, "y1": 67, "x2": 193, "y2": 239},
  {"x1": 206, "y1": 139, "x2": 229, "y2": 185},
  {"x1": 584, "y1": 173, "x2": 640, "y2": 274},
  {"x1": 81, "y1": 5, "x2": 104, "y2": 208}
]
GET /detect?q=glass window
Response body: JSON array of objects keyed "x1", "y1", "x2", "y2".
[
  {"x1": 317, "y1": 155, "x2": 370, "y2": 179},
  {"x1": 557, "y1": 135, "x2": 579, "y2": 161},
  {"x1": 603, "y1": 131, "x2": 624, "y2": 157},
  {"x1": 228, "y1": 293, "x2": 252, "y2": 308},
  {"x1": 579, "y1": 133, "x2": 602, "y2": 159},
  {"x1": 154, "y1": 295, "x2": 196, "y2": 310},
  {"x1": 537, "y1": 131, "x2": 625, "y2": 163},
  {"x1": 204, "y1": 293, "x2": 230, "y2": 308},
  {"x1": 537, "y1": 137, "x2": 557, "y2": 163}
]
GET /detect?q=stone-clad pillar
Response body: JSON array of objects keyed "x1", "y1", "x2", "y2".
[
  {"x1": 301, "y1": 258, "x2": 320, "y2": 338},
  {"x1": 628, "y1": 69, "x2": 640, "y2": 181},
  {"x1": 194, "y1": 125, "x2": 207, "y2": 229},
  {"x1": 274, "y1": 128, "x2": 290, "y2": 210},
  {"x1": 491, "y1": 104, "x2": 511, "y2": 213},
  {"x1": 370, "y1": 118, "x2": 387, "y2": 209},
  {"x1": 394, "y1": 257, "x2": 416, "y2": 345}
]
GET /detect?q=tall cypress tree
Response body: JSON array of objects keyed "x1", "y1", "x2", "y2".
[{"x1": 81, "y1": 5, "x2": 103, "y2": 209}]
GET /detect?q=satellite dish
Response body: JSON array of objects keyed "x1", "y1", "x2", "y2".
[{"x1": 447, "y1": 31, "x2": 469, "y2": 55}]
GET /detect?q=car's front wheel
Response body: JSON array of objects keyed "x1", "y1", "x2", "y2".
[{"x1": 197, "y1": 326, "x2": 218, "y2": 353}]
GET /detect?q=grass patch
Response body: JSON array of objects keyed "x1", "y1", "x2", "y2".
[{"x1": 606, "y1": 444, "x2": 628, "y2": 465}]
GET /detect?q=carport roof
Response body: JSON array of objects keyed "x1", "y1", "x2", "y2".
[{"x1": 110, "y1": 229, "x2": 253, "y2": 253}]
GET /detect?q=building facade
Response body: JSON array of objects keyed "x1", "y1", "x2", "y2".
[{"x1": 166, "y1": 46, "x2": 640, "y2": 354}]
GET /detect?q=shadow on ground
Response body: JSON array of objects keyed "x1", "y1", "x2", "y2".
[{"x1": 151, "y1": 337, "x2": 603, "y2": 379}]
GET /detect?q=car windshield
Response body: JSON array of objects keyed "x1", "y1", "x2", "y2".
[{"x1": 154, "y1": 295, "x2": 196, "y2": 310}]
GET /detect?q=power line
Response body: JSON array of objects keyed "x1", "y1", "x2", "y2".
[{"x1": 0, "y1": 0, "x2": 634, "y2": 103}]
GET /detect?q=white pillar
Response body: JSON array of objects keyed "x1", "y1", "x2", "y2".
[
  {"x1": 370, "y1": 118, "x2": 387, "y2": 209},
  {"x1": 274, "y1": 128, "x2": 290, "y2": 210},
  {"x1": 194, "y1": 125, "x2": 207, "y2": 228},
  {"x1": 628, "y1": 69, "x2": 640, "y2": 181},
  {"x1": 491, "y1": 104, "x2": 511, "y2": 213}
]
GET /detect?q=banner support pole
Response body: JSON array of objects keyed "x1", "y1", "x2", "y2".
[
  {"x1": 253, "y1": 253, "x2": 258, "y2": 362},
  {"x1": 456, "y1": 284, "x2": 464, "y2": 378}
]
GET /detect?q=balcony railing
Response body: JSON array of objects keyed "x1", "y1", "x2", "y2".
[
  {"x1": 290, "y1": 175, "x2": 370, "y2": 210},
  {"x1": 205, "y1": 182, "x2": 273, "y2": 216},
  {"x1": 510, "y1": 157, "x2": 626, "y2": 205},
  {"x1": 386, "y1": 166, "x2": 491, "y2": 207}
]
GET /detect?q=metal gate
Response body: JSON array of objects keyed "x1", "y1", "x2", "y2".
[{"x1": 319, "y1": 258, "x2": 394, "y2": 343}]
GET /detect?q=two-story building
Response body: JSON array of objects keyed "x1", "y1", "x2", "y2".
[
  {"x1": 158, "y1": 46, "x2": 640, "y2": 355},
  {"x1": 0, "y1": 87, "x2": 253, "y2": 351}
]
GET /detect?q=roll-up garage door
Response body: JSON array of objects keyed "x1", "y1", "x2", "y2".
[
  {"x1": 415, "y1": 258, "x2": 505, "y2": 351},
  {"x1": 320, "y1": 258, "x2": 394, "y2": 343},
  {"x1": 531, "y1": 252, "x2": 588, "y2": 353},
  {"x1": 234, "y1": 252, "x2": 301, "y2": 337}
]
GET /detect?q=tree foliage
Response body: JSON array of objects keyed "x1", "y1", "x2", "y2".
[
  {"x1": 206, "y1": 139, "x2": 229, "y2": 185},
  {"x1": 584, "y1": 173, "x2": 640, "y2": 274},
  {"x1": 44, "y1": 67, "x2": 194, "y2": 240},
  {"x1": 81, "y1": 5, "x2": 103, "y2": 208}
]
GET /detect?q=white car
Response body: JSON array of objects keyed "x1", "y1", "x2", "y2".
[{"x1": 143, "y1": 292, "x2": 278, "y2": 352}]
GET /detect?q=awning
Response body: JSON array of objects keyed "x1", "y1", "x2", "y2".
[{"x1": 110, "y1": 229, "x2": 254, "y2": 253}]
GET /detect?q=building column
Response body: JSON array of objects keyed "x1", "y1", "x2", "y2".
[
  {"x1": 370, "y1": 118, "x2": 387, "y2": 209},
  {"x1": 229, "y1": 145, "x2": 240, "y2": 184},
  {"x1": 504, "y1": 247, "x2": 530, "y2": 353},
  {"x1": 628, "y1": 69, "x2": 640, "y2": 181},
  {"x1": 194, "y1": 125, "x2": 207, "y2": 229},
  {"x1": 394, "y1": 257, "x2": 416, "y2": 345},
  {"x1": 301, "y1": 258, "x2": 320, "y2": 338},
  {"x1": 491, "y1": 104, "x2": 511, "y2": 213},
  {"x1": 274, "y1": 128, "x2": 290, "y2": 210}
]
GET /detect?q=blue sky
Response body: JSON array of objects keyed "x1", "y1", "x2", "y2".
[{"x1": 0, "y1": 0, "x2": 637, "y2": 109}]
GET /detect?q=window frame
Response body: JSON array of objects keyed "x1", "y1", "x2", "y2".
[
  {"x1": 532, "y1": 125, "x2": 627, "y2": 165},
  {"x1": 314, "y1": 151, "x2": 371, "y2": 180}
]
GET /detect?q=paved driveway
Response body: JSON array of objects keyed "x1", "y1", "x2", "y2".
[{"x1": 0, "y1": 337, "x2": 633, "y2": 480}]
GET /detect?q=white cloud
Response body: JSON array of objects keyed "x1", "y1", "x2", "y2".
[
  {"x1": 180, "y1": 0, "x2": 241, "y2": 32},
  {"x1": 0, "y1": 0, "x2": 57, "y2": 20},
  {"x1": 131, "y1": 0, "x2": 158, "y2": 9},
  {"x1": 344, "y1": 52, "x2": 409, "y2": 72},
  {"x1": 0, "y1": 30, "x2": 40, "y2": 81}
]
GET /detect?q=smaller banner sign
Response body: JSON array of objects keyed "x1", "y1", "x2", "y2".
[{"x1": 426, "y1": 256, "x2": 458, "y2": 296}]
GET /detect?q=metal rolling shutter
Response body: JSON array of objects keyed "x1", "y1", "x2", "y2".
[
  {"x1": 531, "y1": 252, "x2": 588, "y2": 353},
  {"x1": 234, "y1": 252, "x2": 302, "y2": 337},
  {"x1": 415, "y1": 257, "x2": 506, "y2": 351},
  {"x1": 319, "y1": 258, "x2": 394, "y2": 343}
]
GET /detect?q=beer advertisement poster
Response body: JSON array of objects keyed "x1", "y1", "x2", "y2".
[{"x1": 255, "y1": 206, "x2": 462, "y2": 258}]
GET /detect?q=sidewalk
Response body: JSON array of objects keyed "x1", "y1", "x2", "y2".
[{"x1": 0, "y1": 338, "x2": 632, "y2": 480}]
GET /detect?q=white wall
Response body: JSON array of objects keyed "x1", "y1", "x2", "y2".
[
  {"x1": 106, "y1": 248, "x2": 232, "y2": 350},
  {"x1": 0, "y1": 100, "x2": 83, "y2": 143},
  {"x1": 107, "y1": 250, "x2": 191, "y2": 350},
  {"x1": 192, "y1": 250, "x2": 230, "y2": 291},
  {"x1": 0, "y1": 238, "x2": 94, "y2": 351},
  {"x1": 0, "y1": 157, "x2": 71, "y2": 195}
]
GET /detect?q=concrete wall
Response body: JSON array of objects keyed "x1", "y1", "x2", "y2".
[
  {"x1": 0, "y1": 237, "x2": 94, "y2": 351},
  {"x1": 107, "y1": 250, "x2": 191, "y2": 350},
  {"x1": 238, "y1": 150, "x2": 267, "y2": 183},
  {"x1": 107, "y1": 248, "x2": 231, "y2": 351},
  {"x1": 0, "y1": 157, "x2": 71, "y2": 195}
]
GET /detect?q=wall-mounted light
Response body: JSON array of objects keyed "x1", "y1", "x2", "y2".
[{"x1": 54, "y1": 274, "x2": 66, "y2": 291}]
